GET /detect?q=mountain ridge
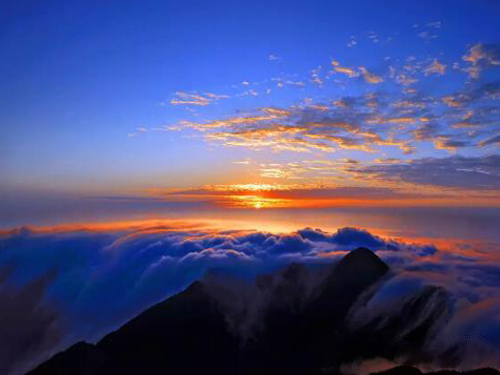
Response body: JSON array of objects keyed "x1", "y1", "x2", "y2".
[{"x1": 26, "y1": 248, "x2": 499, "y2": 375}]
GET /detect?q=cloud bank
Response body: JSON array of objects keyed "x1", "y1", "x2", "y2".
[{"x1": 0, "y1": 221, "x2": 499, "y2": 374}]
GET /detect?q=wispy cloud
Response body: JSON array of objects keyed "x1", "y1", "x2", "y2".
[
  {"x1": 480, "y1": 134, "x2": 500, "y2": 147},
  {"x1": 359, "y1": 67, "x2": 384, "y2": 83},
  {"x1": 331, "y1": 59, "x2": 359, "y2": 78},
  {"x1": 347, "y1": 36, "x2": 357, "y2": 48},
  {"x1": 426, "y1": 21, "x2": 442, "y2": 29},
  {"x1": 169, "y1": 91, "x2": 229, "y2": 106},
  {"x1": 232, "y1": 159, "x2": 252, "y2": 165}
]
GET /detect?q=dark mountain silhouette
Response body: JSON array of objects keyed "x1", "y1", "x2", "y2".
[
  {"x1": 29, "y1": 281, "x2": 239, "y2": 375},
  {"x1": 26, "y1": 248, "x2": 499, "y2": 375}
]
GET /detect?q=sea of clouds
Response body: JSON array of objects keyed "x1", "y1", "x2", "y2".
[{"x1": 0, "y1": 221, "x2": 499, "y2": 375}]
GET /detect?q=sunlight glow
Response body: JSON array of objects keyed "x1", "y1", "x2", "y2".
[
  {"x1": 227, "y1": 195, "x2": 290, "y2": 209},
  {"x1": 214, "y1": 183, "x2": 290, "y2": 192}
]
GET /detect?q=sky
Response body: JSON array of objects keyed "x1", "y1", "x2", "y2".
[
  {"x1": 1, "y1": 2, "x2": 500, "y2": 374},
  {"x1": 1, "y1": 0, "x2": 500, "y2": 224}
]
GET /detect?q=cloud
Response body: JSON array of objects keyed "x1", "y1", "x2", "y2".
[
  {"x1": 127, "y1": 126, "x2": 148, "y2": 137},
  {"x1": 433, "y1": 136, "x2": 472, "y2": 151},
  {"x1": 171, "y1": 77, "x2": 496, "y2": 160},
  {"x1": 145, "y1": 44, "x2": 500, "y2": 165},
  {"x1": 312, "y1": 227, "x2": 386, "y2": 249},
  {"x1": 424, "y1": 59, "x2": 446, "y2": 75},
  {"x1": 426, "y1": 21, "x2": 442, "y2": 29},
  {"x1": 332, "y1": 59, "x2": 359, "y2": 78},
  {"x1": 347, "y1": 36, "x2": 357, "y2": 48},
  {"x1": 395, "y1": 73, "x2": 418, "y2": 85},
  {"x1": 168, "y1": 93, "x2": 438, "y2": 155},
  {"x1": 156, "y1": 183, "x2": 450, "y2": 208},
  {"x1": 232, "y1": 159, "x2": 252, "y2": 165},
  {"x1": 367, "y1": 31, "x2": 381, "y2": 43},
  {"x1": 1, "y1": 221, "x2": 500, "y2": 373},
  {"x1": 462, "y1": 44, "x2": 500, "y2": 79},
  {"x1": 348, "y1": 155, "x2": 500, "y2": 190},
  {"x1": 169, "y1": 91, "x2": 229, "y2": 106},
  {"x1": 139, "y1": 94, "x2": 499, "y2": 196},
  {"x1": 442, "y1": 95, "x2": 464, "y2": 107},
  {"x1": 359, "y1": 67, "x2": 384, "y2": 84},
  {"x1": 413, "y1": 123, "x2": 440, "y2": 141},
  {"x1": 418, "y1": 31, "x2": 437, "y2": 40},
  {"x1": 479, "y1": 134, "x2": 500, "y2": 147}
]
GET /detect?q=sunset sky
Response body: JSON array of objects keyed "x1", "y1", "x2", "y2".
[{"x1": 1, "y1": 0, "x2": 500, "y2": 227}]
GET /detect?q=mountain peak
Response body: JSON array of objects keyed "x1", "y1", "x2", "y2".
[
  {"x1": 302, "y1": 248, "x2": 390, "y2": 337},
  {"x1": 335, "y1": 247, "x2": 389, "y2": 276},
  {"x1": 347, "y1": 246, "x2": 378, "y2": 258}
]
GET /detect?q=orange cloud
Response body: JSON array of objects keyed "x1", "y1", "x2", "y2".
[
  {"x1": 424, "y1": 59, "x2": 446, "y2": 75},
  {"x1": 359, "y1": 67, "x2": 384, "y2": 83}
]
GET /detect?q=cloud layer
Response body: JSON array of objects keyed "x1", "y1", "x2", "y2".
[{"x1": 1, "y1": 221, "x2": 500, "y2": 374}]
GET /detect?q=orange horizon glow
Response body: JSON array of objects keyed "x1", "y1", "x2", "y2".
[{"x1": 144, "y1": 182, "x2": 500, "y2": 209}]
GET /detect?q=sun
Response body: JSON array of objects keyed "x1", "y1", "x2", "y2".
[{"x1": 254, "y1": 201, "x2": 262, "y2": 209}]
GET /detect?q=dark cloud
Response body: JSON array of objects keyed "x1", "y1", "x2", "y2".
[
  {"x1": 436, "y1": 137, "x2": 473, "y2": 149},
  {"x1": 456, "y1": 263, "x2": 500, "y2": 288},
  {"x1": 349, "y1": 155, "x2": 500, "y2": 190},
  {"x1": 480, "y1": 134, "x2": 500, "y2": 147},
  {"x1": 161, "y1": 185, "x2": 443, "y2": 204}
]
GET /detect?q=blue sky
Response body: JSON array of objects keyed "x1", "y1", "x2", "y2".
[{"x1": 1, "y1": 0, "x2": 500, "y2": 217}]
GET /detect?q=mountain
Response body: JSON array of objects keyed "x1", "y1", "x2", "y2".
[
  {"x1": 29, "y1": 281, "x2": 239, "y2": 374},
  {"x1": 26, "y1": 248, "x2": 499, "y2": 375},
  {"x1": 338, "y1": 284, "x2": 453, "y2": 367}
]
